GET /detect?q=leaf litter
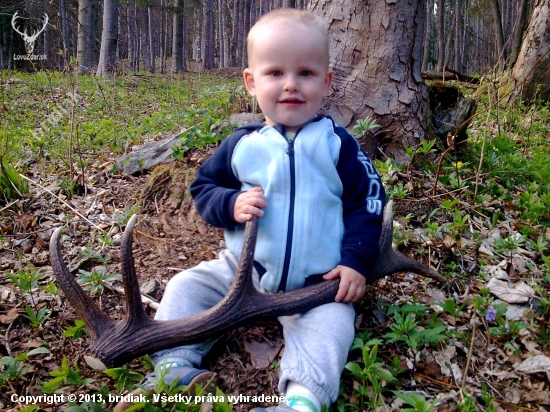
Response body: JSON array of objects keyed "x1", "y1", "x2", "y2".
[{"x1": 0, "y1": 144, "x2": 549, "y2": 411}]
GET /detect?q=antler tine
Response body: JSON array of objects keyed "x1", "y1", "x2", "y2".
[
  {"x1": 369, "y1": 200, "x2": 447, "y2": 284},
  {"x1": 120, "y1": 215, "x2": 150, "y2": 325},
  {"x1": 49, "y1": 227, "x2": 112, "y2": 339}
]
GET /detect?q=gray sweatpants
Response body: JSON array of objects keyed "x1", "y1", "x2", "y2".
[{"x1": 152, "y1": 249, "x2": 355, "y2": 405}]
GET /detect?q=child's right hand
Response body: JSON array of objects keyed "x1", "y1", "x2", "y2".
[{"x1": 233, "y1": 186, "x2": 267, "y2": 223}]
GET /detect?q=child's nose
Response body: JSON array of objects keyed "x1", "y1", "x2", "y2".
[{"x1": 283, "y1": 75, "x2": 298, "y2": 91}]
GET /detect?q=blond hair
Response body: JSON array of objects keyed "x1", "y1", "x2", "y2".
[{"x1": 247, "y1": 8, "x2": 330, "y2": 67}]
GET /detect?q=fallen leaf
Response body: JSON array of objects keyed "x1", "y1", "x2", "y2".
[
  {"x1": 0, "y1": 307, "x2": 19, "y2": 324},
  {"x1": 84, "y1": 355, "x2": 107, "y2": 371},
  {"x1": 487, "y1": 278, "x2": 535, "y2": 303},
  {"x1": 244, "y1": 339, "x2": 282, "y2": 369},
  {"x1": 515, "y1": 354, "x2": 550, "y2": 374}
]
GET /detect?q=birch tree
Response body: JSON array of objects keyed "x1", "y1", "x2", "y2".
[{"x1": 96, "y1": 0, "x2": 119, "y2": 77}]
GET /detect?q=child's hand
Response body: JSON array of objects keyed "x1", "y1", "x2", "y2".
[
  {"x1": 323, "y1": 265, "x2": 366, "y2": 303},
  {"x1": 233, "y1": 186, "x2": 268, "y2": 223}
]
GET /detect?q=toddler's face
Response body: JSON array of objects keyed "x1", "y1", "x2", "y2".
[{"x1": 243, "y1": 23, "x2": 332, "y2": 133}]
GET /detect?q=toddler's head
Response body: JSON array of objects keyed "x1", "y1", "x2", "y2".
[{"x1": 243, "y1": 9, "x2": 333, "y2": 132}]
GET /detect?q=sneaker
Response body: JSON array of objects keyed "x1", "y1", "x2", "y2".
[
  {"x1": 114, "y1": 367, "x2": 216, "y2": 412},
  {"x1": 250, "y1": 404, "x2": 296, "y2": 412}
]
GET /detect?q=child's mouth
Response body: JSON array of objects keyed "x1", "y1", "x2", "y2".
[{"x1": 279, "y1": 99, "x2": 304, "y2": 107}]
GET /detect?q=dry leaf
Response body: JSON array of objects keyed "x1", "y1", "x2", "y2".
[
  {"x1": 487, "y1": 278, "x2": 535, "y2": 303},
  {"x1": 244, "y1": 339, "x2": 282, "y2": 369},
  {"x1": 0, "y1": 307, "x2": 19, "y2": 324},
  {"x1": 84, "y1": 355, "x2": 107, "y2": 371},
  {"x1": 515, "y1": 354, "x2": 550, "y2": 374}
]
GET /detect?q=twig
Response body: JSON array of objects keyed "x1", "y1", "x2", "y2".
[
  {"x1": 18, "y1": 173, "x2": 105, "y2": 232},
  {"x1": 104, "y1": 281, "x2": 159, "y2": 310},
  {"x1": 461, "y1": 312, "x2": 477, "y2": 393}
]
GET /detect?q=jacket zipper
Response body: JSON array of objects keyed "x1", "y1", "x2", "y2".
[{"x1": 279, "y1": 135, "x2": 296, "y2": 292}]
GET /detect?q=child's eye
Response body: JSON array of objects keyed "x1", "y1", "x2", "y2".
[
  {"x1": 300, "y1": 70, "x2": 313, "y2": 77},
  {"x1": 271, "y1": 70, "x2": 283, "y2": 76}
]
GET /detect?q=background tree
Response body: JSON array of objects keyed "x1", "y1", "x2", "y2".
[
  {"x1": 511, "y1": 0, "x2": 550, "y2": 102},
  {"x1": 96, "y1": 0, "x2": 119, "y2": 77},
  {"x1": 77, "y1": 0, "x2": 98, "y2": 74}
]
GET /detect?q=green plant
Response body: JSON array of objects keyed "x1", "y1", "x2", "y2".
[
  {"x1": 383, "y1": 302, "x2": 448, "y2": 351},
  {"x1": 38, "y1": 357, "x2": 95, "y2": 393},
  {"x1": 114, "y1": 205, "x2": 138, "y2": 228},
  {"x1": 437, "y1": 298, "x2": 466, "y2": 318},
  {"x1": 0, "y1": 159, "x2": 29, "y2": 203},
  {"x1": 8, "y1": 265, "x2": 47, "y2": 296},
  {"x1": 393, "y1": 391, "x2": 436, "y2": 412},
  {"x1": 23, "y1": 305, "x2": 52, "y2": 328},
  {"x1": 76, "y1": 268, "x2": 121, "y2": 295},
  {"x1": 63, "y1": 319, "x2": 90, "y2": 340},
  {"x1": 352, "y1": 116, "x2": 381, "y2": 138},
  {"x1": 0, "y1": 347, "x2": 50, "y2": 387},
  {"x1": 104, "y1": 365, "x2": 144, "y2": 392},
  {"x1": 345, "y1": 340, "x2": 397, "y2": 409}
]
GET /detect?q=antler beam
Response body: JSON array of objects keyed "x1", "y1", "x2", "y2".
[{"x1": 50, "y1": 200, "x2": 446, "y2": 367}]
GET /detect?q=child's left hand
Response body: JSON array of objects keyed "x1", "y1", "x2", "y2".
[{"x1": 323, "y1": 265, "x2": 366, "y2": 303}]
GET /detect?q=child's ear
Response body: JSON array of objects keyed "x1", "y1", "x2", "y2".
[
  {"x1": 243, "y1": 68, "x2": 256, "y2": 97},
  {"x1": 323, "y1": 70, "x2": 333, "y2": 94}
]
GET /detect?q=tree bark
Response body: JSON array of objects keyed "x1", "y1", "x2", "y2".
[
  {"x1": 172, "y1": 0, "x2": 186, "y2": 73},
  {"x1": 202, "y1": 0, "x2": 215, "y2": 69},
  {"x1": 511, "y1": 0, "x2": 550, "y2": 102},
  {"x1": 77, "y1": 0, "x2": 94, "y2": 74},
  {"x1": 453, "y1": 0, "x2": 463, "y2": 72},
  {"x1": 435, "y1": 0, "x2": 445, "y2": 72},
  {"x1": 509, "y1": 0, "x2": 530, "y2": 66},
  {"x1": 490, "y1": 0, "x2": 507, "y2": 70},
  {"x1": 96, "y1": 0, "x2": 119, "y2": 77},
  {"x1": 309, "y1": 0, "x2": 429, "y2": 162}
]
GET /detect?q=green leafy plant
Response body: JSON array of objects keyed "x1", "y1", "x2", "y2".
[
  {"x1": 352, "y1": 116, "x2": 381, "y2": 138},
  {"x1": 76, "y1": 268, "x2": 121, "y2": 295},
  {"x1": 114, "y1": 205, "x2": 138, "y2": 228},
  {"x1": 393, "y1": 391, "x2": 436, "y2": 412},
  {"x1": 0, "y1": 347, "x2": 50, "y2": 387},
  {"x1": 345, "y1": 340, "x2": 397, "y2": 409},
  {"x1": 23, "y1": 305, "x2": 52, "y2": 328},
  {"x1": 63, "y1": 319, "x2": 90, "y2": 340},
  {"x1": 103, "y1": 365, "x2": 144, "y2": 392},
  {"x1": 38, "y1": 357, "x2": 95, "y2": 394}
]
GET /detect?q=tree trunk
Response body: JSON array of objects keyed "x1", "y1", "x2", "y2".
[
  {"x1": 421, "y1": 0, "x2": 434, "y2": 72},
  {"x1": 490, "y1": 0, "x2": 507, "y2": 70},
  {"x1": 59, "y1": 0, "x2": 69, "y2": 70},
  {"x1": 202, "y1": 0, "x2": 215, "y2": 69},
  {"x1": 140, "y1": 6, "x2": 153, "y2": 72},
  {"x1": 453, "y1": 0, "x2": 463, "y2": 72},
  {"x1": 96, "y1": 0, "x2": 119, "y2": 77},
  {"x1": 511, "y1": 0, "x2": 550, "y2": 102},
  {"x1": 230, "y1": 0, "x2": 241, "y2": 66},
  {"x1": 435, "y1": 0, "x2": 445, "y2": 72},
  {"x1": 309, "y1": 0, "x2": 429, "y2": 162},
  {"x1": 148, "y1": 6, "x2": 155, "y2": 72},
  {"x1": 509, "y1": 0, "x2": 530, "y2": 66},
  {"x1": 77, "y1": 0, "x2": 94, "y2": 74},
  {"x1": 172, "y1": 0, "x2": 186, "y2": 73}
]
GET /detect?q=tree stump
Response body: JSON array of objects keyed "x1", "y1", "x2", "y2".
[{"x1": 428, "y1": 83, "x2": 477, "y2": 145}]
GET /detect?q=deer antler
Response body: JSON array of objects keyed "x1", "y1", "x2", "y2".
[
  {"x1": 50, "y1": 200, "x2": 446, "y2": 367},
  {"x1": 11, "y1": 12, "x2": 49, "y2": 54}
]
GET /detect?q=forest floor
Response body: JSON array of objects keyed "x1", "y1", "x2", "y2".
[{"x1": 1, "y1": 72, "x2": 549, "y2": 412}]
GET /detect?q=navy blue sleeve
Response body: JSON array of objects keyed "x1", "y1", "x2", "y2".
[
  {"x1": 189, "y1": 129, "x2": 253, "y2": 228},
  {"x1": 334, "y1": 124, "x2": 386, "y2": 282}
]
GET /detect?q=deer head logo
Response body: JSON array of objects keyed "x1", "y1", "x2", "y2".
[{"x1": 11, "y1": 11, "x2": 49, "y2": 55}]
